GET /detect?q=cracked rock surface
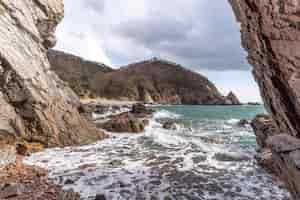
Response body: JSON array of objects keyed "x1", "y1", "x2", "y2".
[
  {"x1": 0, "y1": 0, "x2": 106, "y2": 165},
  {"x1": 229, "y1": 1, "x2": 300, "y2": 199}
]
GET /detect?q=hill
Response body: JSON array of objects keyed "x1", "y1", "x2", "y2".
[{"x1": 48, "y1": 50, "x2": 240, "y2": 105}]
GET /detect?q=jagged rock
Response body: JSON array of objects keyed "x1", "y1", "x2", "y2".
[
  {"x1": 97, "y1": 112, "x2": 149, "y2": 133},
  {"x1": 224, "y1": 91, "x2": 241, "y2": 105},
  {"x1": 251, "y1": 114, "x2": 280, "y2": 174},
  {"x1": 251, "y1": 114, "x2": 280, "y2": 149},
  {"x1": 229, "y1": 0, "x2": 300, "y2": 138},
  {"x1": 255, "y1": 148, "x2": 277, "y2": 173},
  {"x1": 267, "y1": 134, "x2": 300, "y2": 199},
  {"x1": 229, "y1": 1, "x2": 300, "y2": 198},
  {"x1": 0, "y1": 0, "x2": 106, "y2": 154}
]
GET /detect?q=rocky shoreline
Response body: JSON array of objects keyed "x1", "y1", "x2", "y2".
[
  {"x1": 0, "y1": 156, "x2": 80, "y2": 200},
  {"x1": 251, "y1": 114, "x2": 300, "y2": 199},
  {"x1": 0, "y1": 101, "x2": 155, "y2": 200}
]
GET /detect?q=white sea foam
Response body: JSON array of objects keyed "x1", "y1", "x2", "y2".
[
  {"x1": 24, "y1": 108, "x2": 291, "y2": 200},
  {"x1": 153, "y1": 109, "x2": 180, "y2": 119}
]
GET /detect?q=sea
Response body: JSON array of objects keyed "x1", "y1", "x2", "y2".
[{"x1": 24, "y1": 105, "x2": 291, "y2": 200}]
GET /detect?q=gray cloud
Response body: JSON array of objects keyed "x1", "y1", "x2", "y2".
[
  {"x1": 57, "y1": 0, "x2": 250, "y2": 71},
  {"x1": 84, "y1": 0, "x2": 105, "y2": 13}
]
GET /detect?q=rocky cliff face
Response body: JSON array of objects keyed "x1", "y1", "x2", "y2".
[
  {"x1": 229, "y1": 1, "x2": 300, "y2": 198},
  {"x1": 0, "y1": 0, "x2": 105, "y2": 156}
]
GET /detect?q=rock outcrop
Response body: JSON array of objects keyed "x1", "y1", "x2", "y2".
[
  {"x1": 49, "y1": 52, "x2": 241, "y2": 105},
  {"x1": 251, "y1": 114, "x2": 279, "y2": 173},
  {"x1": 0, "y1": 0, "x2": 106, "y2": 160},
  {"x1": 229, "y1": 0, "x2": 300, "y2": 137},
  {"x1": 96, "y1": 104, "x2": 153, "y2": 133},
  {"x1": 224, "y1": 91, "x2": 241, "y2": 105},
  {"x1": 229, "y1": 1, "x2": 300, "y2": 198}
]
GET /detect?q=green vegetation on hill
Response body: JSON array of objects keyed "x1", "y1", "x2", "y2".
[{"x1": 48, "y1": 51, "x2": 239, "y2": 105}]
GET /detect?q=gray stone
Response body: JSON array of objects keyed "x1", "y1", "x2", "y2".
[{"x1": 267, "y1": 135, "x2": 300, "y2": 153}]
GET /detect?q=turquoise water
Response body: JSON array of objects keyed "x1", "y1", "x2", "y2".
[
  {"x1": 152, "y1": 105, "x2": 266, "y2": 121},
  {"x1": 25, "y1": 105, "x2": 291, "y2": 200}
]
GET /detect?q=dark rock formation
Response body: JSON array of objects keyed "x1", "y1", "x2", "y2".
[
  {"x1": 97, "y1": 104, "x2": 152, "y2": 133},
  {"x1": 229, "y1": 1, "x2": 300, "y2": 198},
  {"x1": 224, "y1": 91, "x2": 241, "y2": 105},
  {"x1": 97, "y1": 112, "x2": 149, "y2": 133},
  {"x1": 48, "y1": 52, "x2": 241, "y2": 105},
  {"x1": 229, "y1": 0, "x2": 300, "y2": 137},
  {"x1": 251, "y1": 114, "x2": 279, "y2": 173},
  {"x1": 0, "y1": 0, "x2": 106, "y2": 168},
  {"x1": 267, "y1": 134, "x2": 300, "y2": 199},
  {"x1": 251, "y1": 114, "x2": 280, "y2": 149},
  {"x1": 237, "y1": 119, "x2": 250, "y2": 127}
]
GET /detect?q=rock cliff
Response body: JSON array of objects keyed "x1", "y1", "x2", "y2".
[
  {"x1": 48, "y1": 51, "x2": 241, "y2": 105},
  {"x1": 0, "y1": 0, "x2": 105, "y2": 159},
  {"x1": 229, "y1": 0, "x2": 300, "y2": 198}
]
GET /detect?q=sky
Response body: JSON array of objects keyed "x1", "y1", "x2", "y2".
[{"x1": 54, "y1": 0, "x2": 262, "y2": 103}]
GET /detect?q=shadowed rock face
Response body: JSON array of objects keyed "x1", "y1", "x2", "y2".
[
  {"x1": 0, "y1": 0, "x2": 106, "y2": 149},
  {"x1": 229, "y1": 1, "x2": 300, "y2": 198},
  {"x1": 229, "y1": 0, "x2": 300, "y2": 137}
]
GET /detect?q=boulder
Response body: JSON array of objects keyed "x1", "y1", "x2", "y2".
[
  {"x1": 251, "y1": 114, "x2": 280, "y2": 174},
  {"x1": 163, "y1": 121, "x2": 179, "y2": 130},
  {"x1": 0, "y1": 183, "x2": 21, "y2": 199},
  {"x1": 237, "y1": 119, "x2": 250, "y2": 127},
  {"x1": 97, "y1": 112, "x2": 149, "y2": 133},
  {"x1": 251, "y1": 114, "x2": 280, "y2": 149},
  {"x1": 132, "y1": 103, "x2": 154, "y2": 116},
  {"x1": 16, "y1": 142, "x2": 44, "y2": 156}
]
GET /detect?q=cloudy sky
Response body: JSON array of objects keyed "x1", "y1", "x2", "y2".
[{"x1": 54, "y1": 0, "x2": 262, "y2": 103}]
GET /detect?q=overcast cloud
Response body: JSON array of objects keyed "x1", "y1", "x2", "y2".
[
  {"x1": 54, "y1": 0, "x2": 261, "y2": 102},
  {"x1": 55, "y1": 0, "x2": 250, "y2": 70}
]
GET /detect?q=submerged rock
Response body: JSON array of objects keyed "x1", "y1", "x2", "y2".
[
  {"x1": 95, "y1": 194, "x2": 106, "y2": 200},
  {"x1": 213, "y1": 152, "x2": 250, "y2": 162},
  {"x1": 237, "y1": 119, "x2": 250, "y2": 127},
  {"x1": 163, "y1": 121, "x2": 179, "y2": 130}
]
